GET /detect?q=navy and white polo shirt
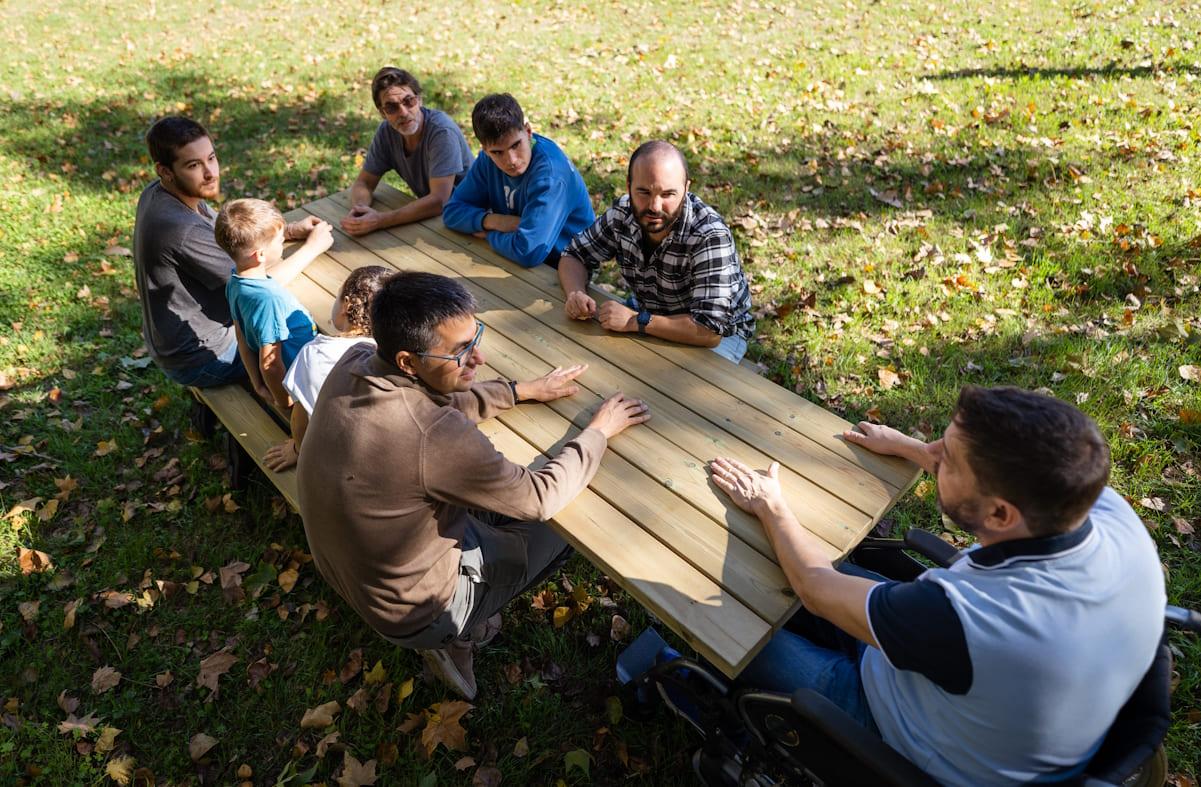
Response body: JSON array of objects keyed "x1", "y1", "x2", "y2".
[{"x1": 860, "y1": 487, "x2": 1165, "y2": 786}]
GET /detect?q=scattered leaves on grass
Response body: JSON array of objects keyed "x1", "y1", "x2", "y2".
[
  {"x1": 473, "y1": 766, "x2": 502, "y2": 787},
  {"x1": 18, "y1": 599, "x2": 40, "y2": 622},
  {"x1": 277, "y1": 567, "x2": 299, "y2": 592},
  {"x1": 300, "y1": 700, "x2": 341, "y2": 729},
  {"x1": 564, "y1": 748, "x2": 591, "y2": 778},
  {"x1": 95, "y1": 726, "x2": 121, "y2": 754},
  {"x1": 454, "y1": 756, "x2": 476, "y2": 771},
  {"x1": 512, "y1": 737, "x2": 529, "y2": 758},
  {"x1": 336, "y1": 753, "x2": 377, "y2": 787},
  {"x1": 339, "y1": 648, "x2": 364, "y2": 683},
  {"x1": 189, "y1": 732, "x2": 218, "y2": 761},
  {"x1": 91, "y1": 666, "x2": 121, "y2": 694},
  {"x1": 154, "y1": 671, "x2": 174, "y2": 688},
  {"x1": 1179, "y1": 365, "x2": 1200, "y2": 383},
  {"x1": 316, "y1": 730, "x2": 340, "y2": 758},
  {"x1": 63, "y1": 598, "x2": 82, "y2": 629},
  {"x1": 57, "y1": 690, "x2": 79, "y2": 714},
  {"x1": 219, "y1": 561, "x2": 250, "y2": 604},
  {"x1": 94, "y1": 439, "x2": 117, "y2": 457},
  {"x1": 610, "y1": 614, "x2": 630, "y2": 642},
  {"x1": 397, "y1": 678, "x2": 414, "y2": 703},
  {"x1": 363, "y1": 660, "x2": 387, "y2": 685},
  {"x1": 346, "y1": 687, "x2": 372, "y2": 714}
]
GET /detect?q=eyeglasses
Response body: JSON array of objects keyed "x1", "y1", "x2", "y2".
[
  {"x1": 381, "y1": 94, "x2": 419, "y2": 115},
  {"x1": 415, "y1": 321, "x2": 485, "y2": 367}
]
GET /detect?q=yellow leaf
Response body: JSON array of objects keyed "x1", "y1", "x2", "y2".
[
  {"x1": 277, "y1": 568, "x2": 299, "y2": 593},
  {"x1": 95, "y1": 726, "x2": 121, "y2": 755},
  {"x1": 37, "y1": 498, "x2": 59, "y2": 522},
  {"x1": 95, "y1": 439, "x2": 117, "y2": 457},
  {"x1": 63, "y1": 598, "x2": 82, "y2": 630},
  {"x1": 106, "y1": 755, "x2": 135, "y2": 785},
  {"x1": 553, "y1": 606, "x2": 574, "y2": 628},
  {"x1": 877, "y1": 367, "x2": 901, "y2": 390},
  {"x1": 397, "y1": 678, "x2": 414, "y2": 702},
  {"x1": 222, "y1": 493, "x2": 240, "y2": 513},
  {"x1": 363, "y1": 660, "x2": 387, "y2": 686}
]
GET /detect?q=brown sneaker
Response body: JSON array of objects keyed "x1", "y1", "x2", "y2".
[
  {"x1": 419, "y1": 640, "x2": 477, "y2": 700},
  {"x1": 469, "y1": 613, "x2": 503, "y2": 649}
]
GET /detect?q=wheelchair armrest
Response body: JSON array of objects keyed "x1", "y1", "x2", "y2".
[
  {"x1": 904, "y1": 529, "x2": 960, "y2": 568},
  {"x1": 1165, "y1": 605, "x2": 1201, "y2": 634}
]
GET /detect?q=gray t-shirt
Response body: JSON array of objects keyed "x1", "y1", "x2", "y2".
[
  {"x1": 132, "y1": 181, "x2": 235, "y2": 371},
  {"x1": 362, "y1": 108, "x2": 472, "y2": 198}
]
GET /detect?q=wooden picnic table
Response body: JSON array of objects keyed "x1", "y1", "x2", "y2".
[{"x1": 282, "y1": 184, "x2": 920, "y2": 678}]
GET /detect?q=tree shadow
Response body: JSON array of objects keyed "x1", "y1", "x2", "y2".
[{"x1": 932, "y1": 63, "x2": 1201, "y2": 81}]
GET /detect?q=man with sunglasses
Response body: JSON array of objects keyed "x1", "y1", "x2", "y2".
[
  {"x1": 298, "y1": 272, "x2": 650, "y2": 699},
  {"x1": 340, "y1": 67, "x2": 473, "y2": 236}
]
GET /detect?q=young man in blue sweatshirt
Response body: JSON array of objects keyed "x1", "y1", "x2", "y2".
[{"x1": 442, "y1": 94, "x2": 594, "y2": 268}]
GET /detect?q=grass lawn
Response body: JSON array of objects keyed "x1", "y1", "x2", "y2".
[{"x1": 1, "y1": 0, "x2": 1199, "y2": 784}]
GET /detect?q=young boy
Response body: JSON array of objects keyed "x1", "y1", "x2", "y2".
[
  {"x1": 215, "y1": 198, "x2": 333, "y2": 409},
  {"x1": 441, "y1": 93, "x2": 594, "y2": 268}
]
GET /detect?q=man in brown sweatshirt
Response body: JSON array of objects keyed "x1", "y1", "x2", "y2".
[{"x1": 297, "y1": 271, "x2": 649, "y2": 698}]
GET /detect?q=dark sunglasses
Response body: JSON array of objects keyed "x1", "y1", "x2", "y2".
[{"x1": 381, "y1": 94, "x2": 419, "y2": 115}]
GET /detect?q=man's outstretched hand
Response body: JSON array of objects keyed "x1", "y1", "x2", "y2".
[
  {"x1": 263, "y1": 439, "x2": 298, "y2": 472},
  {"x1": 340, "y1": 205, "x2": 383, "y2": 236},
  {"x1": 516, "y1": 364, "x2": 588, "y2": 403},
  {"x1": 710, "y1": 457, "x2": 785, "y2": 518},
  {"x1": 843, "y1": 422, "x2": 936, "y2": 473},
  {"x1": 586, "y1": 392, "x2": 651, "y2": 439}
]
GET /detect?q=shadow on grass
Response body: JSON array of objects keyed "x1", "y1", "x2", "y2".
[
  {"x1": 932, "y1": 63, "x2": 1201, "y2": 81},
  {"x1": 0, "y1": 64, "x2": 469, "y2": 204}
]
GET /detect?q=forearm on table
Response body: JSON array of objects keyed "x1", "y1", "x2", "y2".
[
  {"x1": 259, "y1": 348, "x2": 290, "y2": 408},
  {"x1": 235, "y1": 326, "x2": 264, "y2": 390},
  {"x1": 349, "y1": 176, "x2": 376, "y2": 209},
  {"x1": 645, "y1": 313, "x2": 722, "y2": 347},
  {"x1": 558, "y1": 255, "x2": 591, "y2": 296},
  {"x1": 757, "y1": 500, "x2": 880, "y2": 646},
  {"x1": 290, "y1": 406, "x2": 309, "y2": 449}
]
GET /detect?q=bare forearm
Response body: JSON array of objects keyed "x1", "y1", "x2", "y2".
[
  {"x1": 268, "y1": 242, "x2": 324, "y2": 285},
  {"x1": 645, "y1": 314, "x2": 722, "y2": 347},
  {"x1": 757, "y1": 500, "x2": 879, "y2": 646},
  {"x1": 260, "y1": 355, "x2": 290, "y2": 409},
  {"x1": 236, "y1": 328, "x2": 264, "y2": 390},
  {"x1": 374, "y1": 193, "x2": 446, "y2": 228},
  {"x1": 558, "y1": 255, "x2": 590, "y2": 296},
  {"x1": 290, "y1": 406, "x2": 309, "y2": 449},
  {"x1": 350, "y1": 180, "x2": 375, "y2": 210}
]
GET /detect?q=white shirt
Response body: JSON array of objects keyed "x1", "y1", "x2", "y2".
[{"x1": 283, "y1": 335, "x2": 376, "y2": 415}]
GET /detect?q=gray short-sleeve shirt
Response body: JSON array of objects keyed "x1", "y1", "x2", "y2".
[
  {"x1": 132, "y1": 181, "x2": 236, "y2": 371},
  {"x1": 362, "y1": 108, "x2": 472, "y2": 198}
]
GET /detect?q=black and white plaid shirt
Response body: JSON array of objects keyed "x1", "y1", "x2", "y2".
[{"x1": 564, "y1": 193, "x2": 755, "y2": 340}]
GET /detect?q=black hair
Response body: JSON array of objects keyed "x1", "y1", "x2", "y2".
[
  {"x1": 627, "y1": 140, "x2": 690, "y2": 185},
  {"x1": 952, "y1": 385, "x2": 1110, "y2": 536},
  {"x1": 370, "y1": 67, "x2": 422, "y2": 108},
  {"x1": 371, "y1": 271, "x2": 477, "y2": 362},
  {"x1": 471, "y1": 93, "x2": 525, "y2": 146},
  {"x1": 146, "y1": 116, "x2": 210, "y2": 167}
]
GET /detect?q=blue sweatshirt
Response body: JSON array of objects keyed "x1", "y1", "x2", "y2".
[{"x1": 441, "y1": 134, "x2": 595, "y2": 268}]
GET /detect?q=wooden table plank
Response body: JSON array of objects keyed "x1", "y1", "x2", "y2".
[
  {"x1": 301, "y1": 199, "x2": 857, "y2": 558},
  {"x1": 288, "y1": 249, "x2": 799, "y2": 624}
]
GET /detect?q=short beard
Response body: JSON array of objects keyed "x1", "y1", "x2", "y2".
[
  {"x1": 937, "y1": 491, "x2": 986, "y2": 535},
  {"x1": 636, "y1": 200, "x2": 685, "y2": 238}
]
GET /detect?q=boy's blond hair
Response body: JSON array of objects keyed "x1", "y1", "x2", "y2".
[{"x1": 214, "y1": 198, "x2": 285, "y2": 259}]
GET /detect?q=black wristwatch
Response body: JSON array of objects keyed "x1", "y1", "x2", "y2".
[
  {"x1": 636, "y1": 309, "x2": 653, "y2": 335},
  {"x1": 508, "y1": 379, "x2": 520, "y2": 402}
]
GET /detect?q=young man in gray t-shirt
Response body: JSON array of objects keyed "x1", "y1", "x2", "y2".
[{"x1": 340, "y1": 68, "x2": 473, "y2": 236}]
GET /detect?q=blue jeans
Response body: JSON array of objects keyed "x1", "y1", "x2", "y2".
[
  {"x1": 624, "y1": 296, "x2": 748, "y2": 364},
  {"x1": 735, "y1": 562, "x2": 885, "y2": 732},
  {"x1": 161, "y1": 339, "x2": 246, "y2": 388}
]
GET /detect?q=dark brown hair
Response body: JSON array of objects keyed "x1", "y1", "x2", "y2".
[
  {"x1": 370, "y1": 67, "x2": 421, "y2": 108},
  {"x1": 338, "y1": 266, "x2": 393, "y2": 336},
  {"x1": 952, "y1": 385, "x2": 1110, "y2": 536},
  {"x1": 146, "y1": 116, "x2": 209, "y2": 167},
  {"x1": 471, "y1": 93, "x2": 525, "y2": 146}
]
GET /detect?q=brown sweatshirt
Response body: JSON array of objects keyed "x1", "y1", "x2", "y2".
[{"x1": 296, "y1": 342, "x2": 607, "y2": 639}]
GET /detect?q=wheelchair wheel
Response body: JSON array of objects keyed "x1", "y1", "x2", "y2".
[{"x1": 1122, "y1": 745, "x2": 1167, "y2": 787}]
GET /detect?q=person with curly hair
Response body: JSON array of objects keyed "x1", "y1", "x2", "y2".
[{"x1": 263, "y1": 265, "x2": 394, "y2": 470}]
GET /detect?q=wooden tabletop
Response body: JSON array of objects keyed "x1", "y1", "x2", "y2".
[{"x1": 284, "y1": 184, "x2": 920, "y2": 677}]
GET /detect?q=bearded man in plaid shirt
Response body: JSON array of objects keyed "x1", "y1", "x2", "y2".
[{"x1": 557, "y1": 141, "x2": 755, "y2": 363}]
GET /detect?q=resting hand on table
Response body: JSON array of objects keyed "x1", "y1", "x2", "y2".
[
  {"x1": 285, "y1": 215, "x2": 323, "y2": 241},
  {"x1": 597, "y1": 300, "x2": 637, "y2": 333},
  {"x1": 340, "y1": 205, "x2": 384, "y2": 236},
  {"x1": 263, "y1": 439, "x2": 298, "y2": 472},
  {"x1": 564, "y1": 290, "x2": 597, "y2": 320},
  {"x1": 515, "y1": 364, "x2": 588, "y2": 403},
  {"x1": 710, "y1": 457, "x2": 785, "y2": 517},
  {"x1": 586, "y1": 392, "x2": 651, "y2": 439}
]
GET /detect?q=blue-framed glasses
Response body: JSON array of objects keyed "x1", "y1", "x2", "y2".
[{"x1": 415, "y1": 321, "x2": 485, "y2": 367}]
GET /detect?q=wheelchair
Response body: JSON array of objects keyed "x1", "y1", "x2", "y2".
[{"x1": 617, "y1": 529, "x2": 1201, "y2": 787}]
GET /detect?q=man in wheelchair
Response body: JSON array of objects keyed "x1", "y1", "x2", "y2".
[{"x1": 706, "y1": 385, "x2": 1166, "y2": 786}]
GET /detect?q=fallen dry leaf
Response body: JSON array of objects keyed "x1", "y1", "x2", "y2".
[
  {"x1": 610, "y1": 614, "x2": 630, "y2": 642},
  {"x1": 877, "y1": 367, "x2": 901, "y2": 391},
  {"x1": 154, "y1": 671, "x2": 174, "y2": 688},
  {"x1": 106, "y1": 755, "x2": 136, "y2": 785},
  {"x1": 363, "y1": 660, "x2": 387, "y2": 686},
  {"x1": 58, "y1": 712, "x2": 99, "y2": 735},
  {"x1": 346, "y1": 687, "x2": 372, "y2": 714},
  {"x1": 337, "y1": 753, "x2": 377, "y2": 787},
  {"x1": 57, "y1": 690, "x2": 79, "y2": 714},
  {"x1": 339, "y1": 648, "x2": 364, "y2": 683},
  {"x1": 18, "y1": 599, "x2": 40, "y2": 622},
  {"x1": 553, "y1": 606, "x2": 573, "y2": 628},
  {"x1": 189, "y1": 732, "x2": 218, "y2": 761},
  {"x1": 91, "y1": 666, "x2": 121, "y2": 694},
  {"x1": 63, "y1": 598, "x2": 82, "y2": 630},
  {"x1": 316, "y1": 730, "x2": 340, "y2": 758},
  {"x1": 18, "y1": 547, "x2": 53, "y2": 575},
  {"x1": 420, "y1": 700, "x2": 474, "y2": 756},
  {"x1": 95, "y1": 439, "x2": 118, "y2": 457},
  {"x1": 454, "y1": 756, "x2": 477, "y2": 771},
  {"x1": 197, "y1": 649, "x2": 238, "y2": 696},
  {"x1": 219, "y1": 561, "x2": 250, "y2": 604},
  {"x1": 1180, "y1": 365, "x2": 1200, "y2": 383},
  {"x1": 300, "y1": 700, "x2": 341, "y2": 729},
  {"x1": 397, "y1": 678, "x2": 415, "y2": 703},
  {"x1": 277, "y1": 567, "x2": 299, "y2": 593},
  {"x1": 473, "y1": 766, "x2": 503, "y2": 787},
  {"x1": 513, "y1": 737, "x2": 529, "y2": 758},
  {"x1": 95, "y1": 726, "x2": 121, "y2": 755}
]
